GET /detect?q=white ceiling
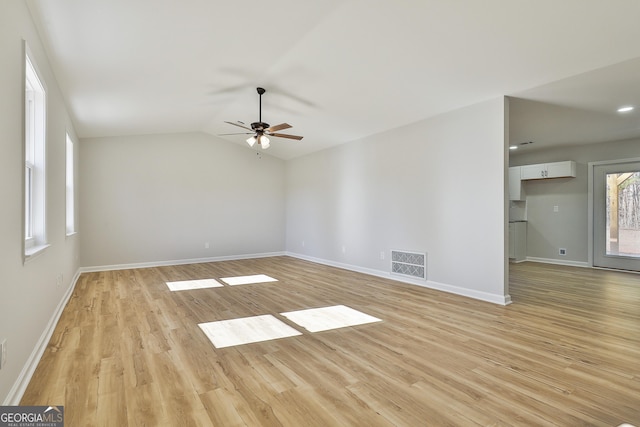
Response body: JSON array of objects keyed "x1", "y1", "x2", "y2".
[
  {"x1": 509, "y1": 55, "x2": 640, "y2": 154},
  {"x1": 26, "y1": 0, "x2": 640, "y2": 159}
]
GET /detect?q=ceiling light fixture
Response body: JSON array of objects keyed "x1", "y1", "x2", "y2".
[
  {"x1": 617, "y1": 106, "x2": 634, "y2": 113},
  {"x1": 509, "y1": 145, "x2": 518, "y2": 150},
  {"x1": 247, "y1": 134, "x2": 270, "y2": 149}
]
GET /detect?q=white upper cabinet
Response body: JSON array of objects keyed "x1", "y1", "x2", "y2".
[
  {"x1": 520, "y1": 164, "x2": 546, "y2": 180},
  {"x1": 520, "y1": 161, "x2": 576, "y2": 180}
]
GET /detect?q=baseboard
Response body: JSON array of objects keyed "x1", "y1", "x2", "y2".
[
  {"x1": 525, "y1": 257, "x2": 590, "y2": 268},
  {"x1": 286, "y1": 252, "x2": 511, "y2": 306},
  {"x1": 3, "y1": 269, "x2": 82, "y2": 405},
  {"x1": 80, "y1": 251, "x2": 287, "y2": 273}
]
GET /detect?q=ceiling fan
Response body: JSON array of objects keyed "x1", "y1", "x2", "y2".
[{"x1": 221, "y1": 87, "x2": 303, "y2": 149}]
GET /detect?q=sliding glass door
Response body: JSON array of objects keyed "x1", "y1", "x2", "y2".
[{"x1": 593, "y1": 160, "x2": 640, "y2": 271}]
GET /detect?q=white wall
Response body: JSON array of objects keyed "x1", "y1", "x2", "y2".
[
  {"x1": 286, "y1": 98, "x2": 510, "y2": 304},
  {"x1": 510, "y1": 138, "x2": 640, "y2": 264},
  {"x1": 79, "y1": 133, "x2": 286, "y2": 267},
  {"x1": 0, "y1": 1, "x2": 81, "y2": 404}
]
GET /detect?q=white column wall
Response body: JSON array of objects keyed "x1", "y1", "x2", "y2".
[{"x1": 286, "y1": 98, "x2": 509, "y2": 304}]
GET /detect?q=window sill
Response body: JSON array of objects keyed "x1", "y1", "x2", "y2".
[
  {"x1": 24, "y1": 243, "x2": 51, "y2": 263},
  {"x1": 66, "y1": 231, "x2": 78, "y2": 238}
]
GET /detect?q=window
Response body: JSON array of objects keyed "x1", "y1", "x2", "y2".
[
  {"x1": 24, "y1": 48, "x2": 47, "y2": 258},
  {"x1": 66, "y1": 133, "x2": 76, "y2": 235}
]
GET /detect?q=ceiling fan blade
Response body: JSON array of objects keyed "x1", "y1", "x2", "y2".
[
  {"x1": 224, "y1": 121, "x2": 253, "y2": 131},
  {"x1": 218, "y1": 132, "x2": 254, "y2": 136},
  {"x1": 266, "y1": 123, "x2": 292, "y2": 132},
  {"x1": 270, "y1": 133, "x2": 303, "y2": 140}
]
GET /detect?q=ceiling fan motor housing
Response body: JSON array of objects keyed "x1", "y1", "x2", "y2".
[{"x1": 251, "y1": 122, "x2": 270, "y2": 132}]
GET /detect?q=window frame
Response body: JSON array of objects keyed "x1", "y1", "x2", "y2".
[
  {"x1": 24, "y1": 43, "x2": 48, "y2": 261},
  {"x1": 65, "y1": 133, "x2": 76, "y2": 236}
]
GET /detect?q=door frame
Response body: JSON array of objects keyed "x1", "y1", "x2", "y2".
[{"x1": 588, "y1": 156, "x2": 640, "y2": 269}]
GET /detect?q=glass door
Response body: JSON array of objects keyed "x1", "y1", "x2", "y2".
[{"x1": 593, "y1": 160, "x2": 640, "y2": 271}]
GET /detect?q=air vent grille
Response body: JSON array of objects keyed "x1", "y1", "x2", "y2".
[{"x1": 391, "y1": 250, "x2": 427, "y2": 280}]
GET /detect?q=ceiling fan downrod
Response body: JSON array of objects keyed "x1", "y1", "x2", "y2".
[{"x1": 255, "y1": 87, "x2": 267, "y2": 130}]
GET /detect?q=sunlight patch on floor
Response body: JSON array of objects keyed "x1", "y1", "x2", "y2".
[
  {"x1": 165, "y1": 278, "x2": 224, "y2": 291},
  {"x1": 198, "y1": 315, "x2": 302, "y2": 348},
  {"x1": 281, "y1": 305, "x2": 382, "y2": 333},
  {"x1": 219, "y1": 274, "x2": 278, "y2": 286}
]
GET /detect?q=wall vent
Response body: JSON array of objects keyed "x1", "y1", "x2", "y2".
[{"x1": 391, "y1": 250, "x2": 427, "y2": 280}]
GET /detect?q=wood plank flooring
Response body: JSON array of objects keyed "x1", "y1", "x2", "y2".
[{"x1": 21, "y1": 257, "x2": 640, "y2": 426}]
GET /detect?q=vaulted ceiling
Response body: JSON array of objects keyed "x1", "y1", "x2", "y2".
[{"x1": 26, "y1": 0, "x2": 640, "y2": 159}]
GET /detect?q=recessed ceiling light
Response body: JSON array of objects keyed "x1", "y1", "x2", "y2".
[
  {"x1": 617, "y1": 106, "x2": 634, "y2": 113},
  {"x1": 509, "y1": 145, "x2": 518, "y2": 150}
]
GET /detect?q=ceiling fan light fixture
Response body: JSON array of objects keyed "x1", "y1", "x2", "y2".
[
  {"x1": 260, "y1": 135, "x2": 270, "y2": 149},
  {"x1": 246, "y1": 136, "x2": 257, "y2": 147},
  {"x1": 617, "y1": 106, "x2": 634, "y2": 113}
]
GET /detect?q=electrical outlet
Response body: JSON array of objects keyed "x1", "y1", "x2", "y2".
[
  {"x1": 0, "y1": 339, "x2": 6, "y2": 369},
  {"x1": 204, "y1": 242, "x2": 210, "y2": 249},
  {"x1": 559, "y1": 248, "x2": 567, "y2": 255},
  {"x1": 341, "y1": 246, "x2": 346, "y2": 254},
  {"x1": 380, "y1": 251, "x2": 385, "y2": 260},
  {"x1": 56, "y1": 273, "x2": 63, "y2": 287}
]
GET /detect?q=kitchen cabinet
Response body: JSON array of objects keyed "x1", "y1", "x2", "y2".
[
  {"x1": 508, "y1": 166, "x2": 526, "y2": 201},
  {"x1": 521, "y1": 161, "x2": 576, "y2": 180},
  {"x1": 509, "y1": 221, "x2": 527, "y2": 262}
]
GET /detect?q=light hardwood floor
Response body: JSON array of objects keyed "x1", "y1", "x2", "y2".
[{"x1": 21, "y1": 257, "x2": 640, "y2": 426}]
